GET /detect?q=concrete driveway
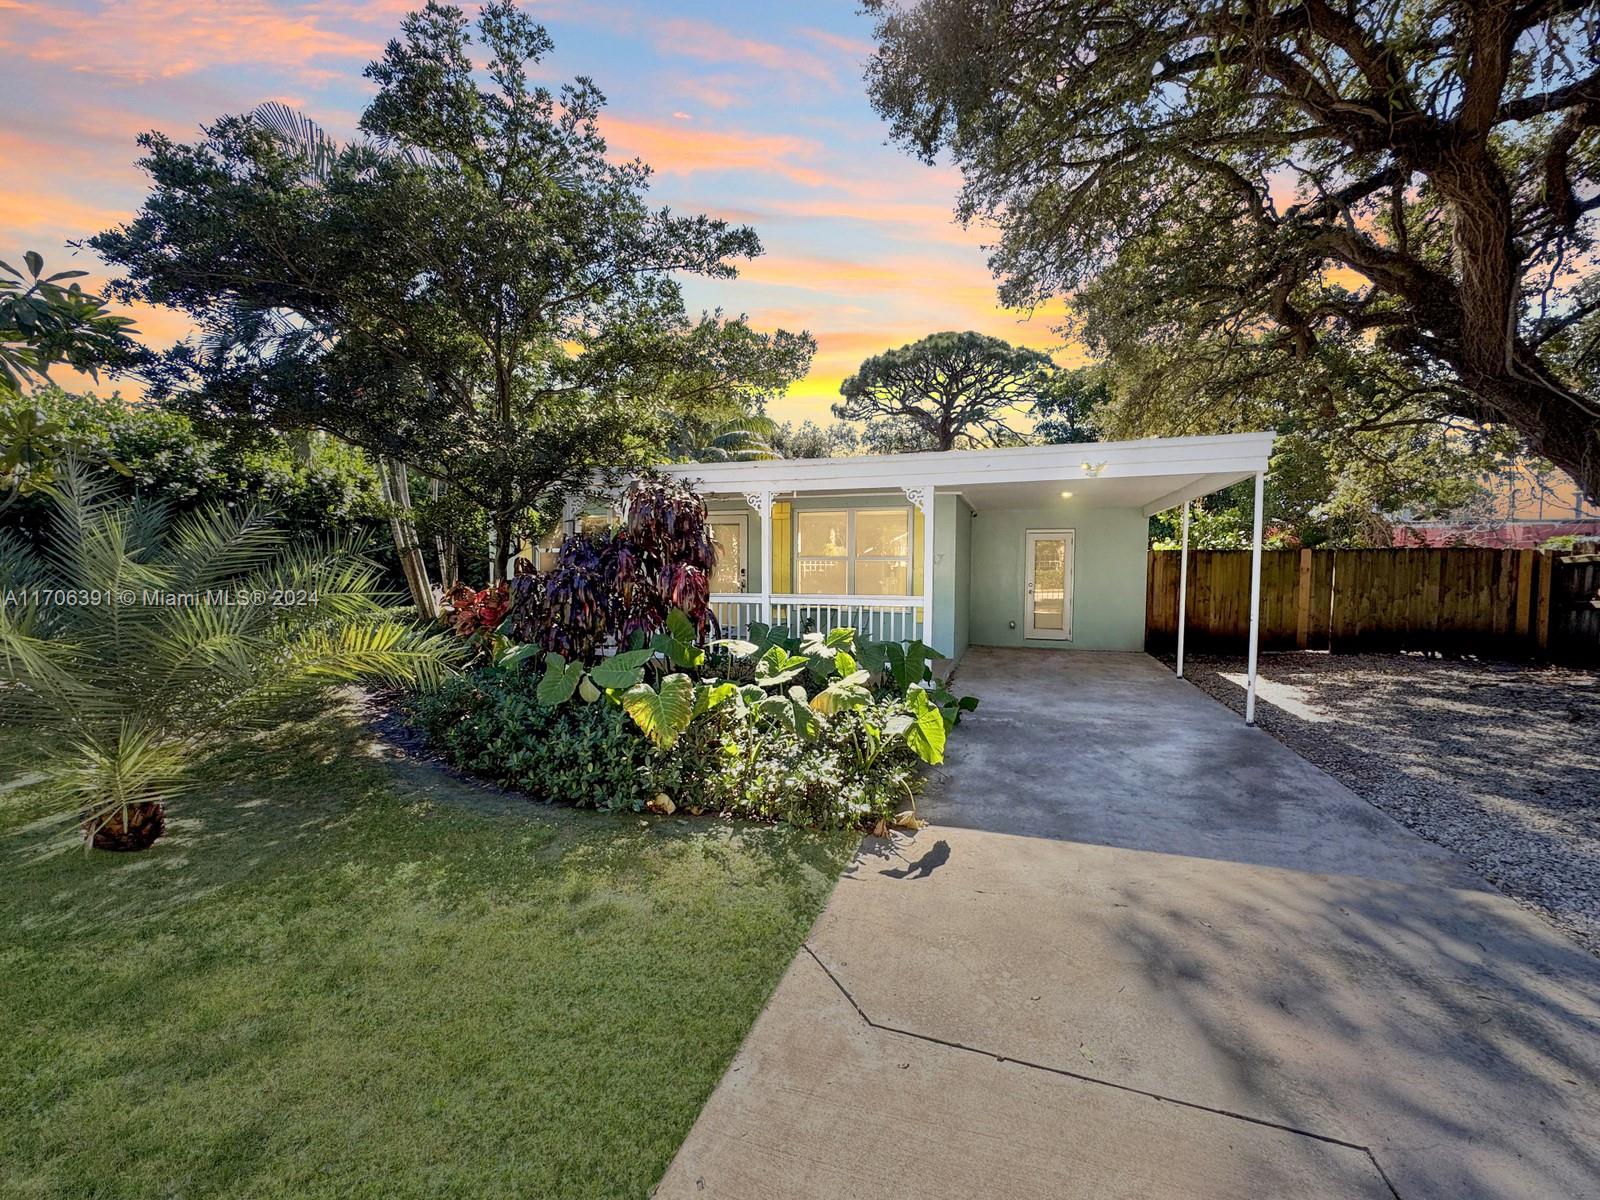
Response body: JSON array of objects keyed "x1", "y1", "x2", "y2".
[{"x1": 656, "y1": 649, "x2": 1600, "y2": 1200}]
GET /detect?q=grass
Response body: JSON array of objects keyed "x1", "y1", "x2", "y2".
[{"x1": 0, "y1": 710, "x2": 856, "y2": 1199}]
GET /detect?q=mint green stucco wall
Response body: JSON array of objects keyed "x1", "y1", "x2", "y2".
[{"x1": 965, "y1": 503, "x2": 1147, "y2": 652}]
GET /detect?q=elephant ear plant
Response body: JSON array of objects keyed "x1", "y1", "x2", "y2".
[
  {"x1": 515, "y1": 612, "x2": 972, "y2": 765},
  {"x1": 0, "y1": 465, "x2": 459, "y2": 851}
]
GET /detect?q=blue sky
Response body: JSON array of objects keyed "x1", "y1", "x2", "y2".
[{"x1": 0, "y1": 0, "x2": 1076, "y2": 419}]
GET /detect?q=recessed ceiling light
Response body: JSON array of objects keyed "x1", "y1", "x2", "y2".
[{"x1": 1060, "y1": 490, "x2": 1073, "y2": 498}]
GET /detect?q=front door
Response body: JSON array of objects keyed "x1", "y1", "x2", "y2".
[
  {"x1": 1024, "y1": 529, "x2": 1074, "y2": 640},
  {"x1": 708, "y1": 515, "x2": 749, "y2": 593}
]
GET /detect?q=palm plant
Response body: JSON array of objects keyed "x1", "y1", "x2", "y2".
[
  {"x1": 662, "y1": 414, "x2": 778, "y2": 463},
  {"x1": 0, "y1": 465, "x2": 458, "y2": 850}
]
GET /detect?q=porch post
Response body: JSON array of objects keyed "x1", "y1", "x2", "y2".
[
  {"x1": 1176, "y1": 500, "x2": 1190, "y2": 679},
  {"x1": 745, "y1": 490, "x2": 772, "y2": 625},
  {"x1": 905, "y1": 486, "x2": 933, "y2": 647},
  {"x1": 1245, "y1": 471, "x2": 1264, "y2": 725}
]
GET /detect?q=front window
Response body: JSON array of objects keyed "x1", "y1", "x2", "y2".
[
  {"x1": 796, "y1": 510, "x2": 849, "y2": 594},
  {"x1": 795, "y1": 507, "x2": 912, "y2": 597}
]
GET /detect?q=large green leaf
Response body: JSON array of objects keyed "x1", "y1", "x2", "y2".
[
  {"x1": 755, "y1": 644, "x2": 809, "y2": 687},
  {"x1": 496, "y1": 642, "x2": 542, "y2": 672},
  {"x1": 665, "y1": 608, "x2": 697, "y2": 643},
  {"x1": 757, "y1": 685, "x2": 819, "y2": 739},
  {"x1": 589, "y1": 647, "x2": 654, "y2": 690},
  {"x1": 536, "y1": 652, "x2": 583, "y2": 706},
  {"x1": 646, "y1": 630, "x2": 704, "y2": 678},
  {"x1": 901, "y1": 686, "x2": 948, "y2": 765},
  {"x1": 621, "y1": 674, "x2": 695, "y2": 749},
  {"x1": 810, "y1": 669, "x2": 872, "y2": 715},
  {"x1": 802, "y1": 626, "x2": 855, "y2": 654},
  {"x1": 692, "y1": 680, "x2": 738, "y2": 718}
]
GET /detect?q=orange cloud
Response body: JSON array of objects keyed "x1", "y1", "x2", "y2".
[
  {"x1": 648, "y1": 17, "x2": 837, "y2": 87},
  {"x1": 796, "y1": 28, "x2": 878, "y2": 63},
  {"x1": 601, "y1": 116, "x2": 827, "y2": 188},
  {"x1": 3, "y1": 0, "x2": 378, "y2": 83}
]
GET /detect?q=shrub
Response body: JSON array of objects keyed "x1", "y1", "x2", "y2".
[
  {"x1": 502, "y1": 477, "x2": 715, "y2": 661},
  {"x1": 0, "y1": 388, "x2": 386, "y2": 542},
  {"x1": 409, "y1": 615, "x2": 977, "y2": 830},
  {"x1": 412, "y1": 668, "x2": 670, "y2": 811}
]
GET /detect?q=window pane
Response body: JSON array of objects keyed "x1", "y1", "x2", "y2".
[
  {"x1": 796, "y1": 558, "x2": 848, "y2": 594},
  {"x1": 579, "y1": 514, "x2": 615, "y2": 535},
  {"x1": 709, "y1": 522, "x2": 744, "y2": 593},
  {"x1": 855, "y1": 559, "x2": 908, "y2": 596},
  {"x1": 797, "y1": 511, "x2": 848, "y2": 557},
  {"x1": 855, "y1": 509, "x2": 909, "y2": 558},
  {"x1": 1032, "y1": 538, "x2": 1066, "y2": 629}
]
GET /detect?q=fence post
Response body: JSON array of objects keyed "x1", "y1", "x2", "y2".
[
  {"x1": 1514, "y1": 548, "x2": 1535, "y2": 648},
  {"x1": 1295, "y1": 548, "x2": 1311, "y2": 649},
  {"x1": 1536, "y1": 550, "x2": 1555, "y2": 655}
]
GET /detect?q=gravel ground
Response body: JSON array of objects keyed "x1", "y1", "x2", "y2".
[{"x1": 1165, "y1": 650, "x2": 1600, "y2": 957}]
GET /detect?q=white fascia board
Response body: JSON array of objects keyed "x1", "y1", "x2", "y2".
[{"x1": 662, "y1": 432, "x2": 1276, "y2": 496}]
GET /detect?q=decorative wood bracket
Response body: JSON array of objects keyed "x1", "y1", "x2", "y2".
[
  {"x1": 902, "y1": 486, "x2": 931, "y2": 512},
  {"x1": 743, "y1": 491, "x2": 771, "y2": 515}
]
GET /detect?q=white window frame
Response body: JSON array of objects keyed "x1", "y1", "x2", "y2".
[{"x1": 793, "y1": 506, "x2": 913, "y2": 597}]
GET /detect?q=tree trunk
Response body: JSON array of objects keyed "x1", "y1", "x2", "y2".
[
  {"x1": 489, "y1": 514, "x2": 516, "y2": 584},
  {"x1": 379, "y1": 456, "x2": 438, "y2": 617},
  {"x1": 86, "y1": 801, "x2": 166, "y2": 851},
  {"x1": 428, "y1": 476, "x2": 458, "y2": 587}
]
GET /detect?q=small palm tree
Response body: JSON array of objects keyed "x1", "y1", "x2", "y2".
[
  {"x1": 662, "y1": 414, "x2": 778, "y2": 463},
  {"x1": 0, "y1": 466, "x2": 458, "y2": 850}
]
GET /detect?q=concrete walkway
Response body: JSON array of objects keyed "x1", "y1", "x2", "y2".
[{"x1": 656, "y1": 649, "x2": 1600, "y2": 1200}]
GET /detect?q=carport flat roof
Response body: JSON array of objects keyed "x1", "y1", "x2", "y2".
[{"x1": 660, "y1": 431, "x2": 1275, "y2": 516}]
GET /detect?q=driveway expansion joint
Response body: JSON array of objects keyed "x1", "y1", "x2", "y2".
[{"x1": 801, "y1": 943, "x2": 1405, "y2": 1200}]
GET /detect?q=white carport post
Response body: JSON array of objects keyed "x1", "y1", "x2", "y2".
[
  {"x1": 1245, "y1": 471, "x2": 1265, "y2": 725},
  {"x1": 1176, "y1": 501, "x2": 1191, "y2": 679}
]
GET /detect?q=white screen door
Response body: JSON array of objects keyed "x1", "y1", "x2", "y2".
[
  {"x1": 708, "y1": 516, "x2": 749, "y2": 593},
  {"x1": 1024, "y1": 530, "x2": 1074, "y2": 640}
]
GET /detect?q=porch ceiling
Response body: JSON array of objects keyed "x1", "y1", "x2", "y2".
[{"x1": 660, "y1": 432, "x2": 1273, "y2": 516}]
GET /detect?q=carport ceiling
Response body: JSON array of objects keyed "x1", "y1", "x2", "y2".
[{"x1": 956, "y1": 471, "x2": 1255, "y2": 514}]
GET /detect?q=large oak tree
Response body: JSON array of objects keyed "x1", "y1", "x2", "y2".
[
  {"x1": 864, "y1": 0, "x2": 1600, "y2": 499},
  {"x1": 92, "y1": 2, "x2": 811, "y2": 599}
]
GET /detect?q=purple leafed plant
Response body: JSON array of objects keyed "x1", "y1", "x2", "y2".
[{"x1": 507, "y1": 477, "x2": 715, "y2": 662}]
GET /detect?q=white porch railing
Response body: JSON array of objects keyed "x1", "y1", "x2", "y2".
[
  {"x1": 709, "y1": 595, "x2": 764, "y2": 639},
  {"x1": 710, "y1": 593, "x2": 925, "y2": 643}
]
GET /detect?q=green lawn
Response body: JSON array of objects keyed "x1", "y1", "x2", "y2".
[{"x1": 0, "y1": 710, "x2": 855, "y2": 1199}]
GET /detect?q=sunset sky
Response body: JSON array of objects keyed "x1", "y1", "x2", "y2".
[{"x1": 0, "y1": 0, "x2": 1080, "y2": 422}]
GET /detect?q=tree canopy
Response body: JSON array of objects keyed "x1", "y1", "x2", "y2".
[
  {"x1": 834, "y1": 330, "x2": 1053, "y2": 450},
  {"x1": 1, "y1": 251, "x2": 137, "y2": 397},
  {"x1": 91, "y1": 1, "x2": 812, "y2": 583},
  {"x1": 865, "y1": 0, "x2": 1600, "y2": 499}
]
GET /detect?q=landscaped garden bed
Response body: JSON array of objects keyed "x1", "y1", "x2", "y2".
[{"x1": 406, "y1": 477, "x2": 975, "y2": 832}]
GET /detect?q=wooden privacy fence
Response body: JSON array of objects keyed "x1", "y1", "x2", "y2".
[{"x1": 1145, "y1": 547, "x2": 1600, "y2": 662}]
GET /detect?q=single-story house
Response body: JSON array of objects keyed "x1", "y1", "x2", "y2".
[{"x1": 650, "y1": 431, "x2": 1277, "y2": 722}]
